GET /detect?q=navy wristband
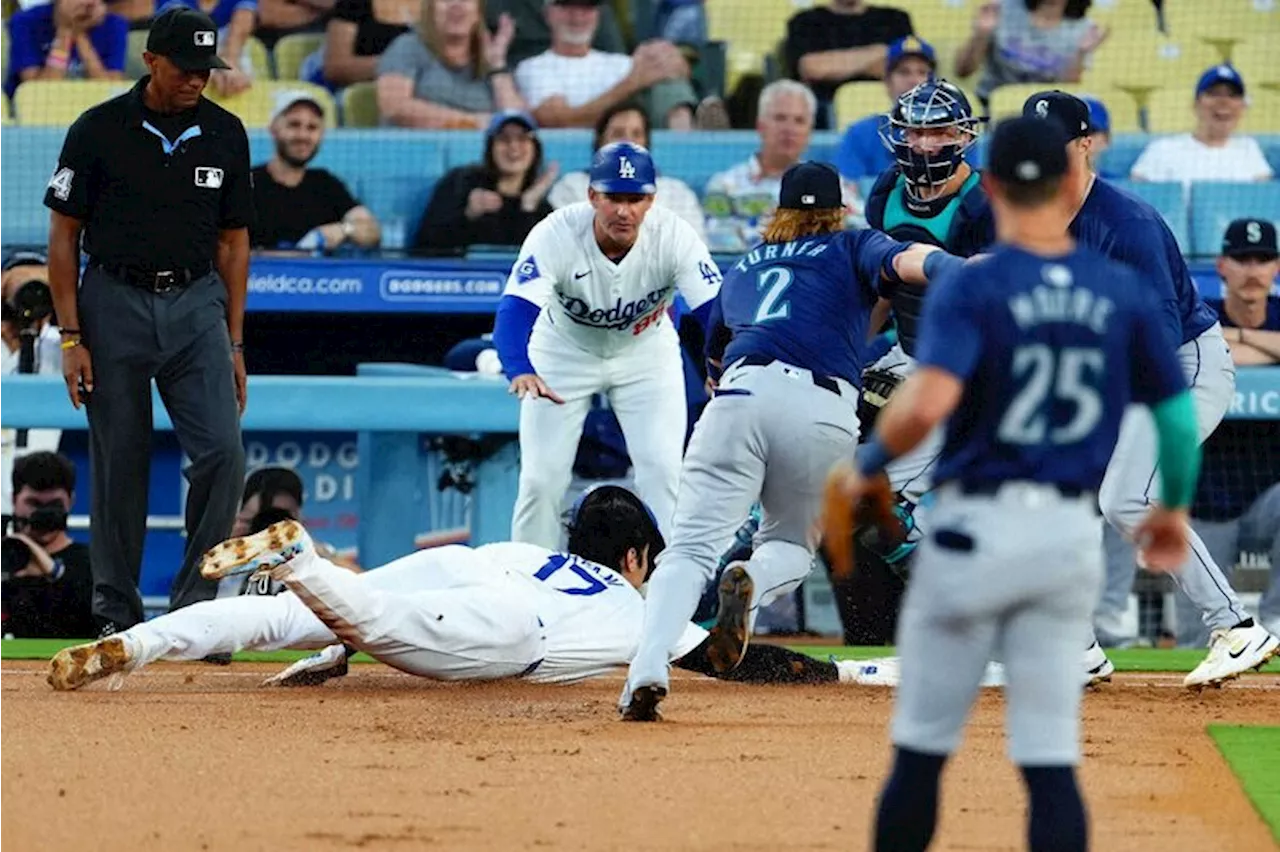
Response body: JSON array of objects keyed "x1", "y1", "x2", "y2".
[
  {"x1": 856, "y1": 438, "x2": 893, "y2": 477},
  {"x1": 922, "y1": 250, "x2": 963, "y2": 282}
]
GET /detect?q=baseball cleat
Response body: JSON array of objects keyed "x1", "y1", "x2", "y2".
[
  {"x1": 262, "y1": 644, "x2": 351, "y2": 687},
  {"x1": 48, "y1": 637, "x2": 132, "y2": 691},
  {"x1": 706, "y1": 562, "x2": 754, "y2": 674},
  {"x1": 1082, "y1": 640, "x2": 1114, "y2": 688},
  {"x1": 200, "y1": 519, "x2": 309, "y2": 581},
  {"x1": 1184, "y1": 623, "x2": 1280, "y2": 689},
  {"x1": 620, "y1": 685, "x2": 667, "y2": 722}
]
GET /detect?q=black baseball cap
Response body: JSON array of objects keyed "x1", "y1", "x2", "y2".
[
  {"x1": 1221, "y1": 218, "x2": 1278, "y2": 260},
  {"x1": 987, "y1": 116, "x2": 1069, "y2": 185},
  {"x1": 146, "y1": 6, "x2": 231, "y2": 72},
  {"x1": 2, "y1": 250, "x2": 48, "y2": 272},
  {"x1": 778, "y1": 162, "x2": 843, "y2": 210},
  {"x1": 1022, "y1": 90, "x2": 1092, "y2": 140}
]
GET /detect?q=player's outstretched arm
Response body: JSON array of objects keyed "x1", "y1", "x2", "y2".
[
  {"x1": 674, "y1": 638, "x2": 839, "y2": 684},
  {"x1": 887, "y1": 243, "x2": 965, "y2": 287}
]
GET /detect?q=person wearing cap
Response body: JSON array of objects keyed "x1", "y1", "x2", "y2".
[
  {"x1": 1078, "y1": 95, "x2": 1113, "y2": 168},
  {"x1": 3, "y1": 0, "x2": 127, "y2": 100},
  {"x1": 621, "y1": 161, "x2": 957, "y2": 722},
  {"x1": 956, "y1": 0, "x2": 1107, "y2": 110},
  {"x1": 376, "y1": 0, "x2": 522, "y2": 129},
  {"x1": 43, "y1": 5, "x2": 253, "y2": 634},
  {"x1": 251, "y1": 91, "x2": 380, "y2": 253},
  {"x1": 2, "y1": 252, "x2": 63, "y2": 379},
  {"x1": 156, "y1": 0, "x2": 256, "y2": 96},
  {"x1": 492, "y1": 141, "x2": 720, "y2": 549},
  {"x1": 1209, "y1": 218, "x2": 1280, "y2": 366},
  {"x1": 834, "y1": 35, "x2": 937, "y2": 181},
  {"x1": 411, "y1": 109, "x2": 557, "y2": 255},
  {"x1": 1130, "y1": 64, "x2": 1274, "y2": 186},
  {"x1": 784, "y1": 0, "x2": 914, "y2": 130},
  {"x1": 513, "y1": 0, "x2": 698, "y2": 130},
  {"x1": 1023, "y1": 89, "x2": 1280, "y2": 689},
  {"x1": 828, "y1": 115, "x2": 1199, "y2": 852}
]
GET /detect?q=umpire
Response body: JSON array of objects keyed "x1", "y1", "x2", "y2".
[{"x1": 44, "y1": 6, "x2": 251, "y2": 633}]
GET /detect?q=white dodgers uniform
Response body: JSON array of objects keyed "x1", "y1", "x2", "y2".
[
  {"x1": 119, "y1": 539, "x2": 708, "y2": 684},
  {"x1": 504, "y1": 201, "x2": 721, "y2": 547}
]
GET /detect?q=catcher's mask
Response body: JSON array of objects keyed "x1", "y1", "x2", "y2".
[
  {"x1": 564, "y1": 484, "x2": 665, "y2": 580},
  {"x1": 880, "y1": 80, "x2": 982, "y2": 198}
]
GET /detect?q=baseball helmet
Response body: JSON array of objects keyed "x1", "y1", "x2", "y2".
[
  {"x1": 879, "y1": 79, "x2": 982, "y2": 195},
  {"x1": 589, "y1": 141, "x2": 657, "y2": 195}
]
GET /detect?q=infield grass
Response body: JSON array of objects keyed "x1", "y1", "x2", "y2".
[{"x1": 1209, "y1": 724, "x2": 1280, "y2": 844}]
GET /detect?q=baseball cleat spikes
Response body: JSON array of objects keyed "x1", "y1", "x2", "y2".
[
  {"x1": 1184, "y1": 624, "x2": 1280, "y2": 689},
  {"x1": 621, "y1": 685, "x2": 667, "y2": 722},
  {"x1": 200, "y1": 519, "x2": 309, "y2": 581},
  {"x1": 48, "y1": 637, "x2": 131, "y2": 691},
  {"x1": 707, "y1": 562, "x2": 753, "y2": 674},
  {"x1": 1083, "y1": 641, "x2": 1115, "y2": 688}
]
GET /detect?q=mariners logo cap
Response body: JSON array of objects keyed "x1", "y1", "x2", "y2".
[
  {"x1": 987, "y1": 117, "x2": 1069, "y2": 185},
  {"x1": 1022, "y1": 90, "x2": 1092, "y2": 140},
  {"x1": 778, "y1": 161, "x2": 843, "y2": 210},
  {"x1": 147, "y1": 6, "x2": 231, "y2": 72},
  {"x1": 590, "y1": 141, "x2": 657, "y2": 195},
  {"x1": 1221, "y1": 218, "x2": 1278, "y2": 260}
]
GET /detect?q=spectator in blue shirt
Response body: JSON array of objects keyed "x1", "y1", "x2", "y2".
[
  {"x1": 835, "y1": 35, "x2": 935, "y2": 181},
  {"x1": 1206, "y1": 218, "x2": 1280, "y2": 366},
  {"x1": 158, "y1": 0, "x2": 256, "y2": 95},
  {"x1": 4, "y1": 0, "x2": 127, "y2": 100},
  {"x1": 1079, "y1": 94, "x2": 1123, "y2": 179}
]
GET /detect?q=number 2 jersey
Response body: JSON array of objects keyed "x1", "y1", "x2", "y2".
[
  {"x1": 474, "y1": 542, "x2": 708, "y2": 684},
  {"x1": 916, "y1": 245, "x2": 1189, "y2": 492}
]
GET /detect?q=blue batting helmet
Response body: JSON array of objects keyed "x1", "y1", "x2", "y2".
[
  {"x1": 879, "y1": 79, "x2": 982, "y2": 195},
  {"x1": 589, "y1": 141, "x2": 657, "y2": 195}
]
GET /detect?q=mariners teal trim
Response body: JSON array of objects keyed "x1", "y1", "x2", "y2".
[
  {"x1": 140, "y1": 121, "x2": 202, "y2": 156},
  {"x1": 883, "y1": 169, "x2": 982, "y2": 245},
  {"x1": 1151, "y1": 390, "x2": 1202, "y2": 509}
]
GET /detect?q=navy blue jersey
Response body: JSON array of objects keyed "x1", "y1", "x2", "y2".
[
  {"x1": 916, "y1": 245, "x2": 1188, "y2": 492},
  {"x1": 1071, "y1": 178, "x2": 1218, "y2": 348},
  {"x1": 1204, "y1": 295, "x2": 1280, "y2": 331},
  {"x1": 708, "y1": 229, "x2": 909, "y2": 386}
]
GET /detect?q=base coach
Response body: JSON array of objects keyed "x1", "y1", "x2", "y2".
[{"x1": 44, "y1": 6, "x2": 251, "y2": 633}]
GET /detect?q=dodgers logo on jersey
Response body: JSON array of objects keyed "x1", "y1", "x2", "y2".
[
  {"x1": 556, "y1": 287, "x2": 671, "y2": 331},
  {"x1": 515, "y1": 256, "x2": 542, "y2": 284},
  {"x1": 619, "y1": 157, "x2": 636, "y2": 179}
]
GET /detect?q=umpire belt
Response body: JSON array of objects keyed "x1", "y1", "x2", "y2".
[
  {"x1": 94, "y1": 261, "x2": 211, "y2": 294},
  {"x1": 732, "y1": 355, "x2": 848, "y2": 397}
]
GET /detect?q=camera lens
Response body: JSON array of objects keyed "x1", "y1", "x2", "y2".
[
  {"x1": 2, "y1": 537, "x2": 33, "y2": 578},
  {"x1": 13, "y1": 279, "x2": 54, "y2": 324}
]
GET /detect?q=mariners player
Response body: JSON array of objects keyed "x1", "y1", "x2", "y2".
[
  {"x1": 620, "y1": 162, "x2": 961, "y2": 722},
  {"x1": 1024, "y1": 91, "x2": 1280, "y2": 687},
  {"x1": 493, "y1": 141, "x2": 721, "y2": 548},
  {"x1": 830, "y1": 117, "x2": 1202, "y2": 852},
  {"x1": 48, "y1": 486, "x2": 871, "y2": 691}
]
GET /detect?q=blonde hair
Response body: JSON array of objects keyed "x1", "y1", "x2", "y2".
[
  {"x1": 419, "y1": 0, "x2": 488, "y2": 78},
  {"x1": 760, "y1": 208, "x2": 845, "y2": 244}
]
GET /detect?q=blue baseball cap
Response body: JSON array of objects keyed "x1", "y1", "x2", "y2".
[
  {"x1": 987, "y1": 117, "x2": 1069, "y2": 186},
  {"x1": 886, "y1": 35, "x2": 936, "y2": 72},
  {"x1": 778, "y1": 161, "x2": 843, "y2": 210},
  {"x1": 1081, "y1": 96, "x2": 1109, "y2": 134},
  {"x1": 485, "y1": 109, "x2": 537, "y2": 139},
  {"x1": 1196, "y1": 64, "x2": 1245, "y2": 98},
  {"x1": 589, "y1": 141, "x2": 657, "y2": 195}
]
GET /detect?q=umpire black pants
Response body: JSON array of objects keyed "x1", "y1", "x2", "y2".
[{"x1": 80, "y1": 265, "x2": 245, "y2": 629}]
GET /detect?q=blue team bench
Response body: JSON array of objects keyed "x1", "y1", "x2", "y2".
[{"x1": 3, "y1": 127, "x2": 1279, "y2": 254}]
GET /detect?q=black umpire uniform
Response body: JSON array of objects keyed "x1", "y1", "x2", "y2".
[{"x1": 43, "y1": 7, "x2": 251, "y2": 631}]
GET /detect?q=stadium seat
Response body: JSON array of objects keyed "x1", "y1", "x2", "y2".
[
  {"x1": 13, "y1": 80, "x2": 132, "y2": 125},
  {"x1": 987, "y1": 83, "x2": 1139, "y2": 132},
  {"x1": 1139, "y1": 86, "x2": 1279, "y2": 134},
  {"x1": 1085, "y1": 33, "x2": 1217, "y2": 95},
  {"x1": 1229, "y1": 40, "x2": 1280, "y2": 89},
  {"x1": 1189, "y1": 182, "x2": 1280, "y2": 257},
  {"x1": 895, "y1": 0, "x2": 972, "y2": 48},
  {"x1": 1095, "y1": 133, "x2": 1149, "y2": 177},
  {"x1": 340, "y1": 82, "x2": 379, "y2": 127},
  {"x1": 1112, "y1": 179, "x2": 1190, "y2": 254},
  {"x1": 274, "y1": 33, "x2": 324, "y2": 82},
  {"x1": 125, "y1": 29, "x2": 150, "y2": 79},
  {"x1": 1259, "y1": 133, "x2": 1280, "y2": 176},
  {"x1": 706, "y1": 0, "x2": 792, "y2": 90},
  {"x1": 207, "y1": 81, "x2": 337, "y2": 127},
  {"x1": 833, "y1": 81, "x2": 890, "y2": 131},
  {"x1": 1165, "y1": 0, "x2": 1280, "y2": 42},
  {"x1": 245, "y1": 36, "x2": 274, "y2": 80},
  {"x1": 1, "y1": 126, "x2": 65, "y2": 244},
  {"x1": 1240, "y1": 89, "x2": 1280, "y2": 134}
]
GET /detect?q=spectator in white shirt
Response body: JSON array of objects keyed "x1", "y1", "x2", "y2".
[
  {"x1": 1131, "y1": 65, "x2": 1274, "y2": 186},
  {"x1": 513, "y1": 0, "x2": 698, "y2": 129},
  {"x1": 547, "y1": 100, "x2": 705, "y2": 238}
]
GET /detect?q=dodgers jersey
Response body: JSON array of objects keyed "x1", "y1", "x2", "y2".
[
  {"x1": 1071, "y1": 177, "x2": 1219, "y2": 348},
  {"x1": 710, "y1": 229, "x2": 910, "y2": 385},
  {"x1": 503, "y1": 202, "x2": 722, "y2": 358},
  {"x1": 475, "y1": 542, "x2": 707, "y2": 684},
  {"x1": 917, "y1": 245, "x2": 1188, "y2": 492}
]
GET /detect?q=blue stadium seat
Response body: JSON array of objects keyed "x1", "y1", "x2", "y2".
[
  {"x1": 1190, "y1": 182, "x2": 1280, "y2": 258},
  {"x1": 1257, "y1": 134, "x2": 1280, "y2": 177},
  {"x1": 1096, "y1": 134, "x2": 1148, "y2": 178},
  {"x1": 1, "y1": 127, "x2": 66, "y2": 246},
  {"x1": 1112, "y1": 179, "x2": 1189, "y2": 254}
]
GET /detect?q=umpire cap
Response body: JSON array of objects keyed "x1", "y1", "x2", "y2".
[
  {"x1": 147, "y1": 6, "x2": 232, "y2": 72},
  {"x1": 589, "y1": 142, "x2": 657, "y2": 195},
  {"x1": 1022, "y1": 90, "x2": 1091, "y2": 140},
  {"x1": 987, "y1": 117, "x2": 1069, "y2": 185}
]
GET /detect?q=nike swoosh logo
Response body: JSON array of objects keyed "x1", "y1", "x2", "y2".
[
  {"x1": 574, "y1": 271, "x2": 591, "y2": 280},
  {"x1": 1228, "y1": 646, "x2": 1248, "y2": 659}
]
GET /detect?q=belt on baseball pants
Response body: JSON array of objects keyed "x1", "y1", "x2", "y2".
[
  {"x1": 733, "y1": 354, "x2": 845, "y2": 397},
  {"x1": 94, "y1": 261, "x2": 212, "y2": 294},
  {"x1": 953, "y1": 481, "x2": 1094, "y2": 501}
]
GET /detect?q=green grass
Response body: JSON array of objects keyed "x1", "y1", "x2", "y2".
[
  {"x1": 1209, "y1": 725, "x2": 1280, "y2": 844},
  {"x1": 7, "y1": 638, "x2": 1279, "y2": 673}
]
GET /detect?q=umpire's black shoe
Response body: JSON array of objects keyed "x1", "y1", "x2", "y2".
[
  {"x1": 621, "y1": 685, "x2": 667, "y2": 722},
  {"x1": 706, "y1": 562, "x2": 754, "y2": 674}
]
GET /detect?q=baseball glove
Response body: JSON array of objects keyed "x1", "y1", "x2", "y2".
[
  {"x1": 821, "y1": 468, "x2": 905, "y2": 581},
  {"x1": 857, "y1": 368, "x2": 903, "y2": 432}
]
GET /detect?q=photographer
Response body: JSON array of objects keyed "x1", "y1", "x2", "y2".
[
  {"x1": 2, "y1": 251, "x2": 62, "y2": 378},
  {"x1": 1, "y1": 452, "x2": 95, "y2": 638}
]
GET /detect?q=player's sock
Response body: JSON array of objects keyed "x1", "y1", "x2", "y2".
[
  {"x1": 1021, "y1": 765, "x2": 1087, "y2": 852},
  {"x1": 874, "y1": 747, "x2": 946, "y2": 852}
]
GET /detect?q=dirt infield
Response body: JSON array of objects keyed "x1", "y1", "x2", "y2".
[{"x1": 3, "y1": 662, "x2": 1277, "y2": 851}]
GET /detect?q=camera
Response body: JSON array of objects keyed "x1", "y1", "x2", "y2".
[
  {"x1": 1, "y1": 505, "x2": 69, "y2": 581},
  {"x1": 11, "y1": 278, "x2": 54, "y2": 328}
]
